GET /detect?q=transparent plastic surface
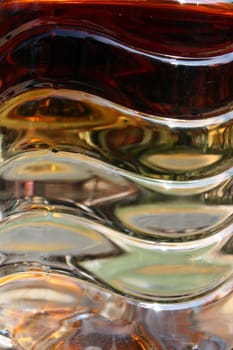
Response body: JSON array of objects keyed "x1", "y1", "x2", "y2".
[{"x1": 0, "y1": 0, "x2": 232, "y2": 349}]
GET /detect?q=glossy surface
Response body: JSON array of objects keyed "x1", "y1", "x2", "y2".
[{"x1": 0, "y1": 0, "x2": 232, "y2": 349}]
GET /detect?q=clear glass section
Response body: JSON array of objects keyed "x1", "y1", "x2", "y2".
[{"x1": 0, "y1": 0, "x2": 232, "y2": 349}]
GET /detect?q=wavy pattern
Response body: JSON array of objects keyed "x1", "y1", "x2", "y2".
[
  {"x1": 1, "y1": 1, "x2": 233, "y2": 117},
  {"x1": 0, "y1": 0, "x2": 232, "y2": 302},
  {"x1": 0, "y1": 89, "x2": 233, "y2": 181},
  {"x1": 0, "y1": 1, "x2": 232, "y2": 349}
]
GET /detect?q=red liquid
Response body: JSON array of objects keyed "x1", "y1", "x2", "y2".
[{"x1": 0, "y1": 0, "x2": 233, "y2": 118}]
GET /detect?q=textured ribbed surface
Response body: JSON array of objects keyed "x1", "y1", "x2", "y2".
[{"x1": 0, "y1": 1, "x2": 232, "y2": 349}]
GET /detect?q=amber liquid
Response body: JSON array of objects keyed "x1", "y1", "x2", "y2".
[
  {"x1": 0, "y1": 0, "x2": 233, "y2": 117},
  {"x1": 0, "y1": 1, "x2": 232, "y2": 350}
]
